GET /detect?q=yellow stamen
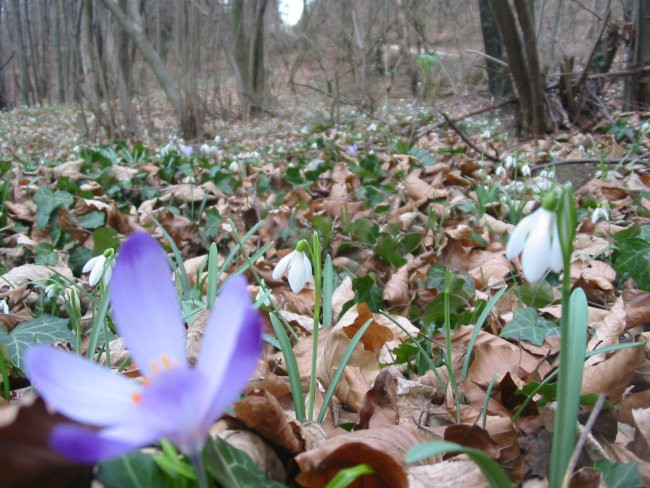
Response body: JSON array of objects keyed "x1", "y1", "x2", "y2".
[{"x1": 161, "y1": 354, "x2": 172, "y2": 370}]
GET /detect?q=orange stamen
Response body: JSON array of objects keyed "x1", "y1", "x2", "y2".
[{"x1": 131, "y1": 392, "x2": 142, "y2": 404}]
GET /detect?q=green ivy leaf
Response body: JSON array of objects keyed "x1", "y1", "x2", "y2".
[
  {"x1": 352, "y1": 275, "x2": 384, "y2": 312},
  {"x1": 34, "y1": 243, "x2": 58, "y2": 266},
  {"x1": 34, "y1": 186, "x2": 73, "y2": 229},
  {"x1": 593, "y1": 460, "x2": 642, "y2": 488},
  {"x1": 97, "y1": 451, "x2": 175, "y2": 488},
  {"x1": 374, "y1": 234, "x2": 407, "y2": 267},
  {"x1": 0, "y1": 315, "x2": 74, "y2": 370},
  {"x1": 93, "y1": 227, "x2": 120, "y2": 255},
  {"x1": 516, "y1": 281, "x2": 555, "y2": 308},
  {"x1": 614, "y1": 238, "x2": 650, "y2": 291},
  {"x1": 500, "y1": 308, "x2": 559, "y2": 346},
  {"x1": 205, "y1": 437, "x2": 287, "y2": 488},
  {"x1": 77, "y1": 211, "x2": 106, "y2": 230}
]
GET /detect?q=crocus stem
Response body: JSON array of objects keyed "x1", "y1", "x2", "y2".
[
  {"x1": 308, "y1": 232, "x2": 322, "y2": 421},
  {"x1": 190, "y1": 452, "x2": 208, "y2": 488}
]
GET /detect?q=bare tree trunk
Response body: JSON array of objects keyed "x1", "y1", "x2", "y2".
[
  {"x1": 626, "y1": 0, "x2": 650, "y2": 109},
  {"x1": 10, "y1": 0, "x2": 32, "y2": 105},
  {"x1": 52, "y1": 0, "x2": 65, "y2": 104},
  {"x1": 100, "y1": 0, "x2": 201, "y2": 138},
  {"x1": 478, "y1": 0, "x2": 512, "y2": 97}
]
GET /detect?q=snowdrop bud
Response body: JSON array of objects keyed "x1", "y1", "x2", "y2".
[
  {"x1": 310, "y1": 142, "x2": 318, "y2": 149},
  {"x1": 0, "y1": 299, "x2": 8, "y2": 314},
  {"x1": 495, "y1": 166, "x2": 506, "y2": 177},
  {"x1": 367, "y1": 123, "x2": 377, "y2": 132},
  {"x1": 481, "y1": 129, "x2": 491, "y2": 138},
  {"x1": 591, "y1": 207, "x2": 609, "y2": 224},
  {"x1": 521, "y1": 164, "x2": 531, "y2": 177},
  {"x1": 214, "y1": 135, "x2": 221, "y2": 145},
  {"x1": 229, "y1": 161, "x2": 240, "y2": 172}
]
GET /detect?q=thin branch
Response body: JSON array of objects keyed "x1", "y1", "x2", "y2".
[
  {"x1": 531, "y1": 151, "x2": 650, "y2": 171},
  {"x1": 441, "y1": 112, "x2": 500, "y2": 162}
]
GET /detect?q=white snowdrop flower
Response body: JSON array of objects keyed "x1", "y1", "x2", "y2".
[
  {"x1": 72, "y1": 145, "x2": 80, "y2": 153},
  {"x1": 504, "y1": 156, "x2": 515, "y2": 168},
  {"x1": 250, "y1": 151, "x2": 260, "y2": 158},
  {"x1": 306, "y1": 159, "x2": 324, "y2": 172},
  {"x1": 229, "y1": 161, "x2": 240, "y2": 172},
  {"x1": 495, "y1": 166, "x2": 506, "y2": 177},
  {"x1": 272, "y1": 248, "x2": 312, "y2": 294},
  {"x1": 300, "y1": 126, "x2": 308, "y2": 134},
  {"x1": 521, "y1": 164, "x2": 531, "y2": 177},
  {"x1": 82, "y1": 254, "x2": 113, "y2": 287},
  {"x1": 255, "y1": 282, "x2": 272, "y2": 307},
  {"x1": 367, "y1": 123, "x2": 377, "y2": 132},
  {"x1": 482, "y1": 129, "x2": 491, "y2": 138},
  {"x1": 547, "y1": 171, "x2": 555, "y2": 179},
  {"x1": 641, "y1": 121, "x2": 650, "y2": 133},
  {"x1": 310, "y1": 142, "x2": 318, "y2": 149},
  {"x1": 200, "y1": 143, "x2": 210, "y2": 153},
  {"x1": 591, "y1": 207, "x2": 610, "y2": 224},
  {"x1": 540, "y1": 170, "x2": 548, "y2": 179},
  {"x1": 214, "y1": 135, "x2": 222, "y2": 145},
  {"x1": 0, "y1": 299, "x2": 8, "y2": 314},
  {"x1": 506, "y1": 207, "x2": 563, "y2": 283}
]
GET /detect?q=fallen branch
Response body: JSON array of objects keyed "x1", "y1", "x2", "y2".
[
  {"x1": 441, "y1": 112, "x2": 500, "y2": 162},
  {"x1": 531, "y1": 150, "x2": 650, "y2": 171}
]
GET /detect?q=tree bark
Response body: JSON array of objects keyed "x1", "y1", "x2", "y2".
[
  {"x1": 478, "y1": 0, "x2": 513, "y2": 97},
  {"x1": 626, "y1": 0, "x2": 650, "y2": 109}
]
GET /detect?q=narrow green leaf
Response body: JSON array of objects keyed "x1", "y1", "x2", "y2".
[
  {"x1": 322, "y1": 254, "x2": 334, "y2": 327},
  {"x1": 270, "y1": 313, "x2": 305, "y2": 421},
  {"x1": 325, "y1": 464, "x2": 375, "y2": 488}
]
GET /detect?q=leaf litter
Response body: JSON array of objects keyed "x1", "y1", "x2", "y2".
[{"x1": 0, "y1": 99, "x2": 649, "y2": 487}]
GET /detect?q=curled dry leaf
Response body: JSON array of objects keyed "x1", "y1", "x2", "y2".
[
  {"x1": 330, "y1": 276, "x2": 354, "y2": 320},
  {"x1": 622, "y1": 289, "x2": 650, "y2": 329},
  {"x1": 316, "y1": 303, "x2": 394, "y2": 411},
  {"x1": 218, "y1": 429, "x2": 287, "y2": 482},
  {"x1": 585, "y1": 296, "x2": 627, "y2": 366},
  {"x1": 383, "y1": 263, "x2": 410, "y2": 306},
  {"x1": 0, "y1": 264, "x2": 73, "y2": 293},
  {"x1": 295, "y1": 423, "x2": 431, "y2": 488},
  {"x1": 582, "y1": 345, "x2": 646, "y2": 403},
  {"x1": 407, "y1": 458, "x2": 490, "y2": 488},
  {"x1": 234, "y1": 391, "x2": 304, "y2": 454}
]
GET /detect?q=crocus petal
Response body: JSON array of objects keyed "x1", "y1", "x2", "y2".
[
  {"x1": 272, "y1": 253, "x2": 293, "y2": 280},
  {"x1": 521, "y1": 211, "x2": 552, "y2": 283},
  {"x1": 51, "y1": 423, "x2": 157, "y2": 463},
  {"x1": 505, "y1": 211, "x2": 537, "y2": 259},
  {"x1": 110, "y1": 233, "x2": 187, "y2": 376},
  {"x1": 197, "y1": 276, "x2": 262, "y2": 425},
  {"x1": 25, "y1": 345, "x2": 142, "y2": 426}
]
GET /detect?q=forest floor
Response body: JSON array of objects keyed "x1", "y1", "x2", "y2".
[{"x1": 0, "y1": 94, "x2": 649, "y2": 487}]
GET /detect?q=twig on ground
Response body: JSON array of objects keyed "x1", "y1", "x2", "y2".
[
  {"x1": 531, "y1": 151, "x2": 650, "y2": 171},
  {"x1": 441, "y1": 112, "x2": 500, "y2": 162}
]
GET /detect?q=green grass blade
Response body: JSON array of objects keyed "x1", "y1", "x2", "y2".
[
  {"x1": 461, "y1": 286, "x2": 507, "y2": 381},
  {"x1": 322, "y1": 255, "x2": 334, "y2": 327},
  {"x1": 148, "y1": 214, "x2": 190, "y2": 295},
  {"x1": 406, "y1": 441, "x2": 512, "y2": 487},
  {"x1": 207, "y1": 243, "x2": 219, "y2": 309},
  {"x1": 325, "y1": 464, "x2": 375, "y2": 488},
  {"x1": 270, "y1": 313, "x2": 305, "y2": 421},
  {"x1": 317, "y1": 319, "x2": 373, "y2": 423},
  {"x1": 549, "y1": 288, "x2": 589, "y2": 487}
]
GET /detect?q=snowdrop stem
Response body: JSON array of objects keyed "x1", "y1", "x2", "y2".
[
  {"x1": 550, "y1": 183, "x2": 582, "y2": 488},
  {"x1": 308, "y1": 231, "x2": 323, "y2": 421}
]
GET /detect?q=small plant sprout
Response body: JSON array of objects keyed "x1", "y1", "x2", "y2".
[
  {"x1": 25, "y1": 232, "x2": 262, "y2": 486},
  {"x1": 506, "y1": 190, "x2": 563, "y2": 283},
  {"x1": 0, "y1": 299, "x2": 7, "y2": 314},
  {"x1": 272, "y1": 240, "x2": 313, "y2": 293},
  {"x1": 82, "y1": 249, "x2": 115, "y2": 287}
]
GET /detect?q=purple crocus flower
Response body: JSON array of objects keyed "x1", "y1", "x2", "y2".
[
  {"x1": 180, "y1": 144, "x2": 194, "y2": 156},
  {"x1": 25, "y1": 232, "x2": 262, "y2": 463}
]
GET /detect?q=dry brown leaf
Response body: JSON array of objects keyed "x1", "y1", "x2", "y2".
[
  {"x1": 582, "y1": 345, "x2": 646, "y2": 403},
  {"x1": 330, "y1": 276, "x2": 354, "y2": 320},
  {"x1": 622, "y1": 289, "x2": 650, "y2": 329},
  {"x1": 218, "y1": 429, "x2": 287, "y2": 482},
  {"x1": 383, "y1": 264, "x2": 410, "y2": 305},
  {"x1": 159, "y1": 183, "x2": 210, "y2": 203},
  {"x1": 234, "y1": 391, "x2": 304, "y2": 454},
  {"x1": 0, "y1": 264, "x2": 73, "y2": 293},
  {"x1": 295, "y1": 423, "x2": 431, "y2": 488},
  {"x1": 585, "y1": 296, "x2": 627, "y2": 366},
  {"x1": 407, "y1": 458, "x2": 490, "y2": 487},
  {"x1": 631, "y1": 408, "x2": 650, "y2": 459},
  {"x1": 316, "y1": 303, "x2": 393, "y2": 411}
]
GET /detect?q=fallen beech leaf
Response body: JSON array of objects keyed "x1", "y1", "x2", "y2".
[
  {"x1": 383, "y1": 264, "x2": 410, "y2": 305},
  {"x1": 0, "y1": 395, "x2": 93, "y2": 488},
  {"x1": 296, "y1": 423, "x2": 431, "y2": 488},
  {"x1": 218, "y1": 429, "x2": 287, "y2": 482},
  {"x1": 582, "y1": 345, "x2": 646, "y2": 403},
  {"x1": 234, "y1": 391, "x2": 304, "y2": 454},
  {"x1": 585, "y1": 296, "x2": 627, "y2": 366},
  {"x1": 316, "y1": 303, "x2": 393, "y2": 411},
  {"x1": 0, "y1": 264, "x2": 73, "y2": 293},
  {"x1": 443, "y1": 424, "x2": 500, "y2": 459},
  {"x1": 407, "y1": 459, "x2": 490, "y2": 487},
  {"x1": 358, "y1": 369, "x2": 399, "y2": 429},
  {"x1": 622, "y1": 289, "x2": 650, "y2": 329}
]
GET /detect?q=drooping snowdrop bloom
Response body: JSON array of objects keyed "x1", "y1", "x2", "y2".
[
  {"x1": 272, "y1": 243, "x2": 312, "y2": 293},
  {"x1": 504, "y1": 155, "x2": 515, "y2": 169},
  {"x1": 591, "y1": 206, "x2": 610, "y2": 224},
  {"x1": 521, "y1": 164, "x2": 531, "y2": 177},
  {"x1": 82, "y1": 252, "x2": 114, "y2": 288},
  {"x1": 506, "y1": 206, "x2": 563, "y2": 283},
  {"x1": 0, "y1": 299, "x2": 8, "y2": 314},
  {"x1": 26, "y1": 232, "x2": 262, "y2": 463},
  {"x1": 229, "y1": 161, "x2": 240, "y2": 172},
  {"x1": 495, "y1": 165, "x2": 506, "y2": 178},
  {"x1": 367, "y1": 123, "x2": 377, "y2": 132}
]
